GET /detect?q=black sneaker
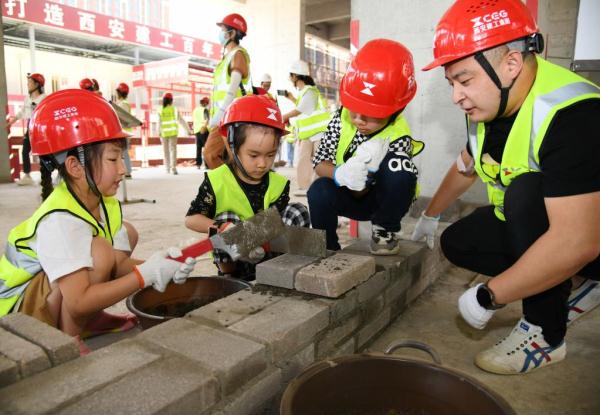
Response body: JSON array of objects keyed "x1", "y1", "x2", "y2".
[{"x1": 370, "y1": 225, "x2": 400, "y2": 255}]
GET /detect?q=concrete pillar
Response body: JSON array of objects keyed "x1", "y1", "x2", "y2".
[
  {"x1": 28, "y1": 26, "x2": 36, "y2": 72},
  {"x1": 0, "y1": 13, "x2": 12, "y2": 183}
]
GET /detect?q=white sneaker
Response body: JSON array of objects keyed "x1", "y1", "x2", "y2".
[
  {"x1": 370, "y1": 225, "x2": 400, "y2": 255},
  {"x1": 567, "y1": 279, "x2": 600, "y2": 325},
  {"x1": 475, "y1": 318, "x2": 566, "y2": 375},
  {"x1": 16, "y1": 174, "x2": 34, "y2": 186}
]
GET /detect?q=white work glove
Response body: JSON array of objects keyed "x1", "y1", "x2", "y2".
[
  {"x1": 410, "y1": 211, "x2": 440, "y2": 249},
  {"x1": 458, "y1": 283, "x2": 495, "y2": 330},
  {"x1": 355, "y1": 138, "x2": 390, "y2": 172},
  {"x1": 246, "y1": 246, "x2": 266, "y2": 264},
  {"x1": 333, "y1": 152, "x2": 370, "y2": 191},
  {"x1": 136, "y1": 248, "x2": 196, "y2": 292},
  {"x1": 208, "y1": 108, "x2": 224, "y2": 130}
]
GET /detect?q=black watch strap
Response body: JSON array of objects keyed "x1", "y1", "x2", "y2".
[{"x1": 478, "y1": 283, "x2": 505, "y2": 310}]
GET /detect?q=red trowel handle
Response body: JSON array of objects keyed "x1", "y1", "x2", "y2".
[{"x1": 171, "y1": 238, "x2": 215, "y2": 262}]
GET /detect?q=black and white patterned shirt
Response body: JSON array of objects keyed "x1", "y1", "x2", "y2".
[{"x1": 312, "y1": 108, "x2": 417, "y2": 173}]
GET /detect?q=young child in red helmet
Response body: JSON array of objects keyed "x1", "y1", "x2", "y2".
[
  {"x1": 0, "y1": 90, "x2": 195, "y2": 352},
  {"x1": 309, "y1": 39, "x2": 424, "y2": 255},
  {"x1": 185, "y1": 95, "x2": 310, "y2": 279}
]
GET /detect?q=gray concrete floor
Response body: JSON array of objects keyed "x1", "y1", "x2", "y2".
[{"x1": 2, "y1": 165, "x2": 599, "y2": 414}]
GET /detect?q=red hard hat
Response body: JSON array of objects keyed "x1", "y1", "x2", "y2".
[
  {"x1": 163, "y1": 92, "x2": 173, "y2": 100},
  {"x1": 116, "y1": 82, "x2": 129, "y2": 94},
  {"x1": 79, "y1": 78, "x2": 94, "y2": 91},
  {"x1": 340, "y1": 39, "x2": 417, "y2": 118},
  {"x1": 91, "y1": 78, "x2": 100, "y2": 91},
  {"x1": 220, "y1": 95, "x2": 288, "y2": 138},
  {"x1": 217, "y1": 13, "x2": 247, "y2": 35},
  {"x1": 200, "y1": 96, "x2": 209, "y2": 105},
  {"x1": 29, "y1": 89, "x2": 129, "y2": 156},
  {"x1": 28, "y1": 73, "x2": 45, "y2": 87},
  {"x1": 423, "y1": 0, "x2": 539, "y2": 71}
]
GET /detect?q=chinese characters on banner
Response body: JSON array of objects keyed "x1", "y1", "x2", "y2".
[{"x1": 2, "y1": 0, "x2": 220, "y2": 61}]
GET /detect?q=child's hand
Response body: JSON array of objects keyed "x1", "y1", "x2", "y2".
[
  {"x1": 135, "y1": 249, "x2": 196, "y2": 292},
  {"x1": 246, "y1": 246, "x2": 266, "y2": 263},
  {"x1": 356, "y1": 138, "x2": 390, "y2": 172}
]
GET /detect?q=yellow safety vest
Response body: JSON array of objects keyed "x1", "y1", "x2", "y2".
[
  {"x1": 160, "y1": 105, "x2": 178, "y2": 138},
  {"x1": 336, "y1": 107, "x2": 424, "y2": 165},
  {"x1": 469, "y1": 56, "x2": 600, "y2": 221},
  {"x1": 117, "y1": 99, "x2": 133, "y2": 133},
  {"x1": 0, "y1": 182, "x2": 122, "y2": 316},
  {"x1": 210, "y1": 46, "x2": 253, "y2": 120},
  {"x1": 293, "y1": 86, "x2": 331, "y2": 140},
  {"x1": 192, "y1": 106, "x2": 208, "y2": 134},
  {"x1": 207, "y1": 164, "x2": 288, "y2": 220}
]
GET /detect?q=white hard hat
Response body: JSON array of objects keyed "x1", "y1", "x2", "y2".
[
  {"x1": 289, "y1": 60, "x2": 310, "y2": 76},
  {"x1": 260, "y1": 73, "x2": 272, "y2": 83}
]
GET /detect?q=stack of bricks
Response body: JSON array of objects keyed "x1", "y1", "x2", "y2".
[
  {"x1": 0, "y1": 236, "x2": 449, "y2": 414},
  {"x1": 0, "y1": 313, "x2": 79, "y2": 388}
]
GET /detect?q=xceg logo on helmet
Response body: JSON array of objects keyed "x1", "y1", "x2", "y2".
[
  {"x1": 471, "y1": 9, "x2": 511, "y2": 35},
  {"x1": 53, "y1": 106, "x2": 79, "y2": 121}
]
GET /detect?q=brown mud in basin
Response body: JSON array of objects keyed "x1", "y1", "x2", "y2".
[{"x1": 127, "y1": 276, "x2": 251, "y2": 329}]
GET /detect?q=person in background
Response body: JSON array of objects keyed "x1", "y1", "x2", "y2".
[
  {"x1": 158, "y1": 92, "x2": 190, "y2": 175},
  {"x1": 185, "y1": 95, "x2": 310, "y2": 280},
  {"x1": 204, "y1": 13, "x2": 253, "y2": 169},
  {"x1": 309, "y1": 39, "x2": 423, "y2": 255},
  {"x1": 282, "y1": 60, "x2": 331, "y2": 196},
  {"x1": 0, "y1": 90, "x2": 195, "y2": 353},
  {"x1": 114, "y1": 82, "x2": 133, "y2": 178},
  {"x1": 260, "y1": 73, "x2": 276, "y2": 102},
  {"x1": 414, "y1": 0, "x2": 600, "y2": 374},
  {"x1": 192, "y1": 97, "x2": 210, "y2": 169},
  {"x1": 7, "y1": 73, "x2": 47, "y2": 186}
]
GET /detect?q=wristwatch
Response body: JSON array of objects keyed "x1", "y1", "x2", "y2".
[{"x1": 478, "y1": 283, "x2": 506, "y2": 310}]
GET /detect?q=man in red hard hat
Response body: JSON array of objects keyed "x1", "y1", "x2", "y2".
[
  {"x1": 204, "y1": 13, "x2": 252, "y2": 169},
  {"x1": 308, "y1": 39, "x2": 424, "y2": 255},
  {"x1": 413, "y1": 0, "x2": 600, "y2": 375},
  {"x1": 7, "y1": 73, "x2": 47, "y2": 186}
]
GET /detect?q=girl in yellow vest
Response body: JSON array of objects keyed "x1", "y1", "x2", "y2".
[
  {"x1": 0, "y1": 90, "x2": 195, "y2": 353},
  {"x1": 309, "y1": 39, "x2": 423, "y2": 255},
  {"x1": 185, "y1": 95, "x2": 310, "y2": 279},
  {"x1": 204, "y1": 13, "x2": 253, "y2": 169},
  {"x1": 282, "y1": 60, "x2": 331, "y2": 196},
  {"x1": 159, "y1": 92, "x2": 188, "y2": 175}
]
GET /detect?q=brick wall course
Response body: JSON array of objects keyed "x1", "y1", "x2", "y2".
[{"x1": 0, "y1": 327, "x2": 50, "y2": 379}]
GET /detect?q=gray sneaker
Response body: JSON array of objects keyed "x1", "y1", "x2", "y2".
[
  {"x1": 16, "y1": 174, "x2": 34, "y2": 186},
  {"x1": 370, "y1": 225, "x2": 400, "y2": 255}
]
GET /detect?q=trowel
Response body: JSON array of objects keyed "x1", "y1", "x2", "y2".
[
  {"x1": 264, "y1": 226, "x2": 327, "y2": 258},
  {"x1": 171, "y1": 207, "x2": 285, "y2": 262}
]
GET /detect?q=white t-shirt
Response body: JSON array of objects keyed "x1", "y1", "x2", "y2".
[
  {"x1": 15, "y1": 93, "x2": 47, "y2": 121},
  {"x1": 29, "y1": 211, "x2": 130, "y2": 283},
  {"x1": 295, "y1": 87, "x2": 324, "y2": 142}
]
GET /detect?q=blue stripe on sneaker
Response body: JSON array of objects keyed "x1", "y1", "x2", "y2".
[
  {"x1": 568, "y1": 282, "x2": 599, "y2": 308},
  {"x1": 520, "y1": 341, "x2": 562, "y2": 373}
]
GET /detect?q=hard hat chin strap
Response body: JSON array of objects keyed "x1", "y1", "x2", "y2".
[
  {"x1": 77, "y1": 145, "x2": 102, "y2": 199},
  {"x1": 474, "y1": 52, "x2": 518, "y2": 119},
  {"x1": 228, "y1": 124, "x2": 256, "y2": 182}
]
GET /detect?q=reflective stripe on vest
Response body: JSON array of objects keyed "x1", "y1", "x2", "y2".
[
  {"x1": 336, "y1": 107, "x2": 424, "y2": 165},
  {"x1": 469, "y1": 56, "x2": 600, "y2": 221},
  {"x1": 210, "y1": 47, "x2": 253, "y2": 119},
  {"x1": 293, "y1": 86, "x2": 331, "y2": 140},
  {"x1": 160, "y1": 106, "x2": 178, "y2": 138},
  {"x1": 207, "y1": 164, "x2": 288, "y2": 220},
  {"x1": 0, "y1": 182, "x2": 122, "y2": 316}
]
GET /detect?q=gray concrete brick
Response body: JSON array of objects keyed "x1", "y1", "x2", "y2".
[
  {"x1": 187, "y1": 288, "x2": 283, "y2": 327},
  {"x1": 0, "y1": 340, "x2": 162, "y2": 415},
  {"x1": 0, "y1": 326, "x2": 50, "y2": 378},
  {"x1": 0, "y1": 313, "x2": 79, "y2": 366},
  {"x1": 276, "y1": 343, "x2": 315, "y2": 383},
  {"x1": 384, "y1": 272, "x2": 412, "y2": 306},
  {"x1": 313, "y1": 289, "x2": 358, "y2": 324},
  {"x1": 0, "y1": 355, "x2": 19, "y2": 387},
  {"x1": 295, "y1": 253, "x2": 375, "y2": 298},
  {"x1": 316, "y1": 314, "x2": 360, "y2": 359},
  {"x1": 56, "y1": 355, "x2": 218, "y2": 415},
  {"x1": 256, "y1": 254, "x2": 318, "y2": 289},
  {"x1": 341, "y1": 240, "x2": 409, "y2": 274},
  {"x1": 360, "y1": 295, "x2": 385, "y2": 324},
  {"x1": 328, "y1": 337, "x2": 356, "y2": 358},
  {"x1": 357, "y1": 307, "x2": 391, "y2": 349},
  {"x1": 229, "y1": 297, "x2": 329, "y2": 361},
  {"x1": 218, "y1": 368, "x2": 282, "y2": 415},
  {"x1": 357, "y1": 270, "x2": 389, "y2": 303},
  {"x1": 139, "y1": 318, "x2": 266, "y2": 395}
]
